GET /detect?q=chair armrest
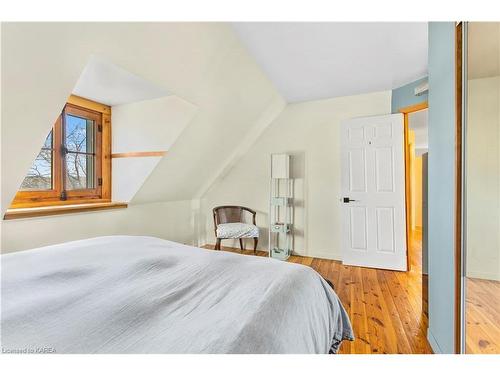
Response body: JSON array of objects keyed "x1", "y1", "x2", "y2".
[{"x1": 241, "y1": 207, "x2": 257, "y2": 225}]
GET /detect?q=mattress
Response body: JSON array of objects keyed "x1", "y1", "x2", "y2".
[{"x1": 1, "y1": 236, "x2": 353, "y2": 353}]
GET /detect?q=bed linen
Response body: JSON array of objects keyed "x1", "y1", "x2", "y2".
[{"x1": 1, "y1": 236, "x2": 353, "y2": 354}]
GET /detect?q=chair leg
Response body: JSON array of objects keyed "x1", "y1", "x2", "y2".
[
  {"x1": 253, "y1": 238, "x2": 258, "y2": 254},
  {"x1": 239, "y1": 238, "x2": 244, "y2": 251},
  {"x1": 215, "y1": 238, "x2": 221, "y2": 250}
]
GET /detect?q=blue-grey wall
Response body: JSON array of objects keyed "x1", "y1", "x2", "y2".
[
  {"x1": 391, "y1": 76, "x2": 428, "y2": 113},
  {"x1": 427, "y1": 22, "x2": 457, "y2": 354}
]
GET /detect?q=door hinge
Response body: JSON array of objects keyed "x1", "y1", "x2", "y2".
[
  {"x1": 98, "y1": 178, "x2": 103, "y2": 186},
  {"x1": 97, "y1": 124, "x2": 102, "y2": 132}
]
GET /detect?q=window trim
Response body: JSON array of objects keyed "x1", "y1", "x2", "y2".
[{"x1": 10, "y1": 96, "x2": 112, "y2": 209}]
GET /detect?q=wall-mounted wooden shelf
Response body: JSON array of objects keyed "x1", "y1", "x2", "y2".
[
  {"x1": 4, "y1": 202, "x2": 128, "y2": 220},
  {"x1": 111, "y1": 151, "x2": 167, "y2": 158}
]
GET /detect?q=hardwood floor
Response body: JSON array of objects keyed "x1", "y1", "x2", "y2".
[
  {"x1": 409, "y1": 229, "x2": 423, "y2": 273},
  {"x1": 466, "y1": 277, "x2": 500, "y2": 354},
  {"x1": 203, "y1": 240, "x2": 432, "y2": 354}
]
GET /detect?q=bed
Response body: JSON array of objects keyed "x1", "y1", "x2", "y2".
[{"x1": 1, "y1": 236, "x2": 353, "y2": 354}]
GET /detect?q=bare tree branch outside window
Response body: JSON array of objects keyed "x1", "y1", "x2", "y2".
[
  {"x1": 20, "y1": 132, "x2": 53, "y2": 190},
  {"x1": 19, "y1": 114, "x2": 95, "y2": 191},
  {"x1": 65, "y1": 115, "x2": 95, "y2": 190}
]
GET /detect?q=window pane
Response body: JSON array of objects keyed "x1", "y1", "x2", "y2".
[
  {"x1": 43, "y1": 131, "x2": 52, "y2": 149},
  {"x1": 65, "y1": 114, "x2": 95, "y2": 153},
  {"x1": 20, "y1": 149, "x2": 52, "y2": 190},
  {"x1": 65, "y1": 153, "x2": 95, "y2": 190}
]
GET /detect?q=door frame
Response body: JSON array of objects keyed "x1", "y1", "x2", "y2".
[
  {"x1": 399, "y1": 101, "x2": 429, "y2": 271},
  {"x1": 455, "y1": 21, "x2": 464, "y2": 355}
]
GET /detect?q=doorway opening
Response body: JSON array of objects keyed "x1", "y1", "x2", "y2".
[
  {"x1": 400, "y1": 102, "x2": 429, "y2": 328},
  {"x1": 407, "y1": 107, "x2": 429, "y2": 273}
]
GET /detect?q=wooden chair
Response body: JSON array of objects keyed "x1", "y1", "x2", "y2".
[{"x1": 213, "y1": 206, "x2": 258, "y2": 253}]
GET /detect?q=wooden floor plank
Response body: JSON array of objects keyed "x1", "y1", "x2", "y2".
[
  {"x1": 336, "y1": 264, "x2": 354, "y2": 353},
  {"x1": 375, "y1": 270, "x2": 413, "y2": 354},
  {"x1": 466, "y1": 278, "x2": 500, "y2": 354},
  {"x1": 350, "y1": 266, "x2": 371, "y2": 353}
]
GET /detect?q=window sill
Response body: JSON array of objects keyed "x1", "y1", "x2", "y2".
[{"x1": 3, "y1": 202, "x2": 128, "y2": 220}]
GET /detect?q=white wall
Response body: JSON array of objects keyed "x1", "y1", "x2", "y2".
[
  {"x1": 466, "y1": 76, "x2": 500, "y2": 281},
  {"x1": 0, "y1": 23, "x2": 393, "y2": 260},
  {"x1": 1, "y1": 200, "x2": 197, "y2": 253},
  {"x1": 200, "y1": 90, "x2": 391, "y2": 260},
  {"x1": 1, "y1": 23, "x2": 285, "y2": 253}
]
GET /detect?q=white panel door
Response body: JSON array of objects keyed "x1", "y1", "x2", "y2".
[{"x1": 340, "y1": 114, "x2": 407, "y2": 271}]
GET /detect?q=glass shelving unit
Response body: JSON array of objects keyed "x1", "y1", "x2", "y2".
[{"x1": 269, "y1": 154, "x2": 293, "y2": 260}]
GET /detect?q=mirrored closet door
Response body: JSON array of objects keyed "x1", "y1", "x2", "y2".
[{"x1": 464, "y1": 22, "x2": 500, "y2": 354}]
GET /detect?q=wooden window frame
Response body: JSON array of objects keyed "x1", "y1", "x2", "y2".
[{"x1": 10, "y1": 96, "x2": 112, "y2": 209}]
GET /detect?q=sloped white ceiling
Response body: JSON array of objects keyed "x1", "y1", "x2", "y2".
[
  {"x1": 232, "y1": 22, "x2": 428, "y2": 102},
  {"x1": 112, "y1": 95, "x2": 198, "y2": 202},
  {"x1": 112, "y1": 157, "x2": 162, "y2": 203},
  {"x1": 112, "y1": 95, "x2": 197, "y2": 153},
  {"x1": 73, "y1": 56, "x2": 170, "y2": 106},
  {"x1": 1, "y1": 23, "x2": 283, "y2": 212}
]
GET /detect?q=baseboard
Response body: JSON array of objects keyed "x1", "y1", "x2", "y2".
[
  {"x1": 466, "y1": 270, "x2": 500, "y2": 282},
  {"x1": 306, "y1": 250, "x2": 342, "y2": 261},
  {"x1": 427, "y1": 329, "x2": 442, "y2": 354},
  {"x1": 200, "y1": 243, "x2": 341, "y2": 262}
]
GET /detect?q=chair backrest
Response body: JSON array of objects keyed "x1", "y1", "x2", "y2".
[{"x1": 213, "y1": 206, "x2": 256, "y2": 230}]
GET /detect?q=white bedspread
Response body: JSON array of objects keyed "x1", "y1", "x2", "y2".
[{"x1": 1, "y1": 236, "x2": 353, "y2": 354}]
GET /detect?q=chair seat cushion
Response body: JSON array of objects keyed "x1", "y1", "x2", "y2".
[{"x1": 216, "y1": 223, "x2": 259, "y2": 239}]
